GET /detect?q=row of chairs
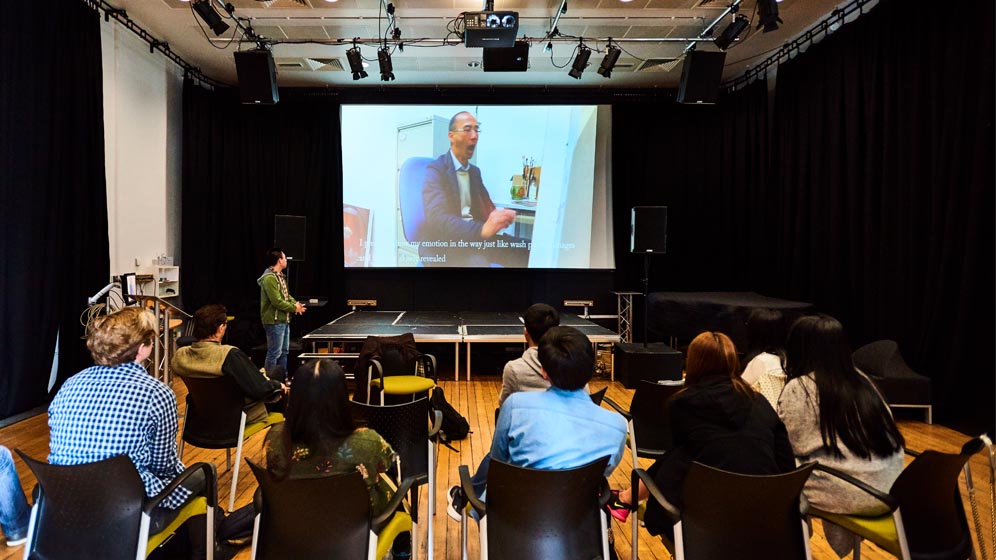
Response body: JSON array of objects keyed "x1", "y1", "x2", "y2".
[{"x1": 605, "y1": 380, "x2": 986, "y2": 560}]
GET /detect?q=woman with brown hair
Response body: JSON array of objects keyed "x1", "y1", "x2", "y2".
[{"x1": 607, "y1": 331, "x2": 796, "y2": 537}]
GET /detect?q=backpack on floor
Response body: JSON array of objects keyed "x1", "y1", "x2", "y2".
[{"x1": 430, "y1": 387, "x2": 470, "y2": 447}]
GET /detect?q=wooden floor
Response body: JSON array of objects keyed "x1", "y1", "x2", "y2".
[{"x1": 0, "y1": 375, "x2": 992, "y2": 560}]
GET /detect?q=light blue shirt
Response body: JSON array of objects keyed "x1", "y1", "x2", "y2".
[{"x1": 491, "y1": 387, "x2": 627, "y2": 477}]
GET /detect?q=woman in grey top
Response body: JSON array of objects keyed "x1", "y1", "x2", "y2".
[{"x1": 777, "y1": 314, "x2": 905, "y2": 557}]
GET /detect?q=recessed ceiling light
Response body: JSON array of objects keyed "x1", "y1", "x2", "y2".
[
  {"x1": 468, "y1": 61, "x2": 481, "y2": 68},
  {"x1": 361, "y1": 62, "x2": 369, "y2": 68},
  {"x1": 324, "y1": 0, "x2": 338, "y2": 2},
  {"x1": 620, "y1": 0, "x2": 634, "y2": 3}
]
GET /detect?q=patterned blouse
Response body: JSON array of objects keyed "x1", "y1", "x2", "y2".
[{"x1": 263, "y1": 424, "x2": 397, "y2": 515}]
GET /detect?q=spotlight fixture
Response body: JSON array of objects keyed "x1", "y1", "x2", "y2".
[
  {"x1": 714, "y1": 14, "x2": 750, "y2": 50},
  {"x1": 192, "y1": 0, "x2": 230, "y2": 36},
  {"x1": 346, "y1": 47, "x2": 368, "y2": 80},
  {"x1": 757, "y1": 0, "x2": 783, "y2": 33},
  {"x1": 568, "y1": 44, "x2": 591, "y2": 79},
  {"x1": 378, "y1": 47, "x2": 395, "y2": 81},
  {"x1": 596, "y1": 45, "x2": 621, "y2": 78}
]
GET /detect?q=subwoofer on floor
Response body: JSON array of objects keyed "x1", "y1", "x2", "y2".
[{"x1": 613, "y1": 342, "x2": 683, "y2": 389}]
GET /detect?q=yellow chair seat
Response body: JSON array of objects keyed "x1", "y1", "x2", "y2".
[
  {"x1": 245, "y1": 412, "x2": 284, "y2": 440},
  {"x1": 375, "y1": 510, "x2": 413, "y2": 560},
  {"x1": 146, "y1": 496, "x2": 208, "y2": 555},
  {"x1": 809, "y1": 507, "x2": 901, "y2": 557},
  {"x1": 371, "y1": 376, "x2": 435, "y2": 395}
]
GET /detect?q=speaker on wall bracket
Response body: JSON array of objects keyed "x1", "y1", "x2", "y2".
[
  {"x1": 274, "y1": 215, "x2": 306, "y2": 262},
  {"x1": 677, "y1": 50, "x2": 727, "y2": 105},
  {"x1": 631, "y1": 206, "x2": 668, "y2": 254},
  {"x1": 234, "y1": 49, "x2": 279, "y2": 105}
]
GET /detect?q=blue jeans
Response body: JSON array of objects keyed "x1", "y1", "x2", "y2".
[
  {"x1": 0, "y1": 446, "x2": 30, "y2": 541},
  {"x1": 263, "y1": 322, "x2": 290, "y2": 372}
]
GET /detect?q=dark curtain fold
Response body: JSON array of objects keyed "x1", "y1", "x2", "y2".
[
  {"x1": 0, "y1": 1, "x2": 109, "y2": 418},
  {"x1": 611, "y1": 79, "x2": 771, "y2": 293},
  {"x1": 181, "y1": 84, "x2": 344, "y2": 320},
  {"x1": 771, "y1": 0, "x2": 994, "y2": 429}
]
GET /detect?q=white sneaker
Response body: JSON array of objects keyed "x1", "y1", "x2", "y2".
[
  {"x1": 446, "y1": 485, "x2": 465, "y2": 521},
  {"x1": 5, "y1": 535, "x2": 27, "y2": 547}
]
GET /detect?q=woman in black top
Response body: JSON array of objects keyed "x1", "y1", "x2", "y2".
[{"x1": 608, "y1": 331, "x2": 796, "y2": 537}]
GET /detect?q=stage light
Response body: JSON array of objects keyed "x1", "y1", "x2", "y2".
[
  {"x1": 757, "y1": 0, "x2": 783, "y2": 33},
  {"x1": 192, "y1": 0, "x2": 230, "y2": 36},
  {"x1": 378, "y1": 47, "x2": 395, "y2": 81},
  {"x1": 714, "y1": 14, "x2": 750, "y2": 50},
  {"x1": 346, "y1": 47, "x2": 368, "y2": 80},
  {"x1": 568, "y1": 45, "x2": 591, "y2": 79},
  {"x1": 596, "y1": 45, "x2": 621, "y2": 78}
]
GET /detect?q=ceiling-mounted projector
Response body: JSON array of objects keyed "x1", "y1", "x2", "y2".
[{"x1": 464, "y1": 11, "x2": 519, "y2": 48}]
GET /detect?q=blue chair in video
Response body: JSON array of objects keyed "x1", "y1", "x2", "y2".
[{"x1": 399, "y1": 157, "x2": 434, "y2": 246}]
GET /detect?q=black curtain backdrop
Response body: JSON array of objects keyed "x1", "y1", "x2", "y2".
[
  {"x1": 180, "y1": 85, "x2": 343, "y2": 320},
  {"x1": 770, "y1": 0, "x2": 994, "y2": 430},
  {"x1": 0, "y1": 2, "x2": 110, "y2": 419}
]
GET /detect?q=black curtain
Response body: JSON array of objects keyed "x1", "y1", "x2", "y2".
[
  {"x1": 0, "y1": 1, "x2": 110, "y2": 419},
  {"x1": 771, "y1": 0, "x2": 994, "y2": 430},
  {"x1": 610, "y1": 79, "x2": 772, "y2": 299},
  {"x1": 181, "y1": 85, "x2": 343, "y2": 320}
]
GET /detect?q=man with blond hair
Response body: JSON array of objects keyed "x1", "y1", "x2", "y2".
[{"x1": 48, "y1": 307, "x2": 208, "y2": 558}]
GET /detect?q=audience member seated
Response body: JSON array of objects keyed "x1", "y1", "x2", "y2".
[
  {"x1": 262, "y1": 360, "x2": 410, "y2": 556},
  {"x1": 172, "y1": 304, "x2": 286, "y2": 422},
  {"x1": 0, "y1": 445, "x2": 29, "y2": 548},
  {"x1": 497, "y1": 303, "x2": 561, "y2": 405},
  {"x1": 460, "y1": 303, "x2": 594, "y2": 501},
  {"x1": 48, "y1": 307, "x2": 209, "y2": 559},
  {"x1": 607, "y1": 331, "x2": 796, "y2": 538},
  {"x1": 777, "y1": 314, "x2": 905, "y2": 558},
  {"x1": 740, "y1": 308, "x2": 789, "y2": 408},
  {"x1": 448, "y1": 326, "x2": 627, "y2": 519}
]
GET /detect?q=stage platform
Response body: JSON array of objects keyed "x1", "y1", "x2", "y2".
[{"x1": 302, "y1": 310, "x2": 620, "y2": 381}]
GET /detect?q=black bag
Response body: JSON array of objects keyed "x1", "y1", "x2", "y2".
[{"x1": 430, "y1": 387, "x2": 470, "y2": 445}]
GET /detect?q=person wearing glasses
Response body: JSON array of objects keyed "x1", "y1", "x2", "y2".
[
  {"x1": 420, "y1": 111, "x2": 525, "y2": 267},
  {"x1": 172, "y1": 304, "x2": 287, "y2": 423}
]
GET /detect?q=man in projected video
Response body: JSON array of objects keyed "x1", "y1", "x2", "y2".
[{"x1": 421, "y1": 111, "x2": 527, "y2": 267}]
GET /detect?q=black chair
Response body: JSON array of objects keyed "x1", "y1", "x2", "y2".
[
  {"x1": 246, "y1": 460, "x2": 414, "y2": 560},
  {"x1": 355, "y1": 334, "x2": 437, "y2": 405},
  {"x1": 350, "y1": 397, "x2": 442, "y2": 560},
  {"x1": 603, "y1": 379, "x2": 684, "y2": 559},
  {"x1": 808, "y1": 437, "x2": 986, "y2": 560},
  {"x1": 16, "y1": 450, "x2": 217, "y2": 560},
  {"x1": 637, "y1": 461, "x2": 816, "y2": 560},
  {"x1": 852, "y1": 339, "x2": 933, "y2": 423},
  {"x1": 178, "y1": 375, "x2": 284, "y2": 511},
  {"x1": 458, "y1": 456, "x2": 612, "y2": 560}
]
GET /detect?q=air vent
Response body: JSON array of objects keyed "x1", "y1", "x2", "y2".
[
  {"x1": 273, "y1": 57, "x2": 345, "y2": 72},
  {"x1": 308, "y1": 58, "x2": 345, "y2": 71},
  {"x1": 635, "y1": 58, "x2": 681, "y2": 72}
]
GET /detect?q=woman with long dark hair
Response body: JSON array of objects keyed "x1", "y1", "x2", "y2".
[
  {"x1": 608, "y1": 331, "x2": 795, "y2": 536},
  {"x1": 741, "y1": 308, "x2": 788, "y2": 408},
  {"x1": 263, "y1": 360, "x2": 397, "y2": 515},
  {"x1": 777, "y1": 314, "x2": 904, "y2": 557}
]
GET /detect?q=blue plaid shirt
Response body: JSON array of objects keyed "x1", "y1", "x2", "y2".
[{"x1": 48, "y1": 361, "x2": 190, "y2": 509}]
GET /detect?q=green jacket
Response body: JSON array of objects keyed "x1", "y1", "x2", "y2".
[{"x1": 258, "y1": 268, "x2": 297, "y2": 324}]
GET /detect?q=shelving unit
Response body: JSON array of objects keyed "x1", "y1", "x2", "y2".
[{"x1": 139, "y1": 266, "x2": 180, "y2": 298}]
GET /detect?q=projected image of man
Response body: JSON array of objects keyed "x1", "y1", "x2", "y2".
[{"x1": 421, "y1": 111, "x2": 527, "y2": 267}]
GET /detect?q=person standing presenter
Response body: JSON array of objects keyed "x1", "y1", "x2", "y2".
[{"x1": 258, "y1": 248, "x2": 304, "y2": 372}]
